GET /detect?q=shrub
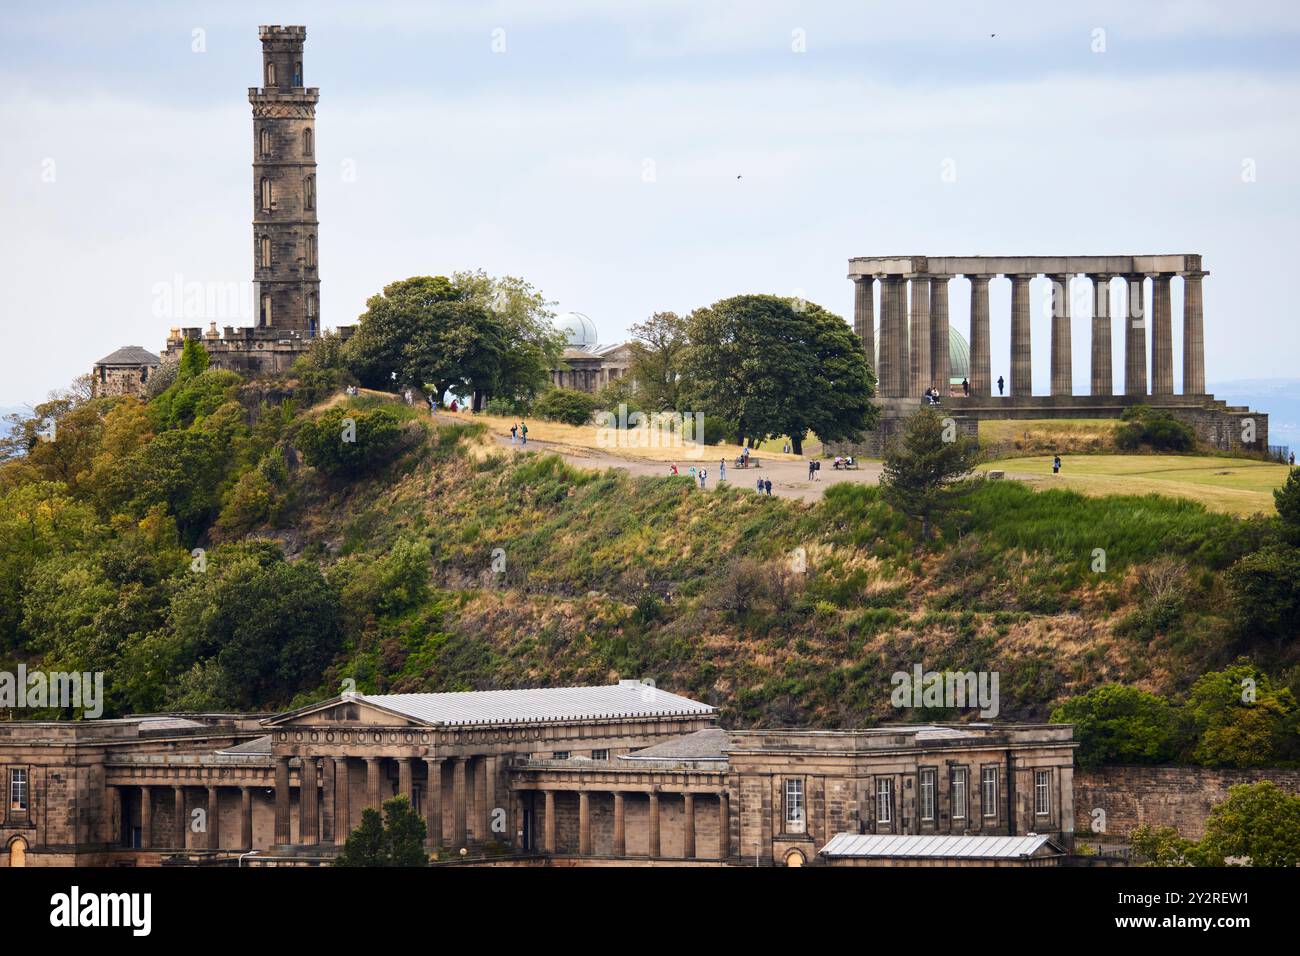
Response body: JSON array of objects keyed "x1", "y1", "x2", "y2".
[
  {"x1": 296, "y1": 405, "x2": 407, "y2": 477},
  {"x1": 1115, "y1": 405, "x2": 1195, "y2": 451},
  {"x1": 532, "y1": 388, "x2": 597, "y2": 426},
  {"x1": 1050, "y1": 684, "x2": 1177, "y2": 767}
]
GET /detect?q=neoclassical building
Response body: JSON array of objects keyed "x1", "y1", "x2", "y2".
[
  {"x1": 0, "y1": 681, "x2": 1077, "y2": 868},
  {"x1": 548, "y1": 312, "x2": 634, "y2": 393}
]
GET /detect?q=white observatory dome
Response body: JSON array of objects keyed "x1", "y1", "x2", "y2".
[{"x1": 554, "y1": 311, "x2": 599, "y2": 350}]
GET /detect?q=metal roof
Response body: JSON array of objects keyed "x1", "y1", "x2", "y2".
[
  {"x1": 620, "y1": 728, "x2": 731, "y2": 761},
  {"x1": 94, "y1": 345, "x2": 161, "y2": 366},
  {"x1": 358, "y1": 682, "x2": 715, "y2": 727},
  {"x1": 820, "y1": 833, "x2": 1060, "y2": 860}
]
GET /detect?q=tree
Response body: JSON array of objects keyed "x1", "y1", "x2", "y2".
[
  {"x1": 178, "y1": 338, "x2": 210, "y2": 381},
  {"x1": 1050, "y1": 685, "x2": 1177, "y2": 767},
  {"x1": 677, "y1": 294, "x2": 877, "y2": 454},
  {"x1": 880, "y1": 407, "x2": 982, "y2": 538},
  {"x1": 1129, "y1": 824, "x2": 1202, "y2": 866},
  {"x1": 1180, "y1": 662, "x2": 1297, "y2": 768},
  {"x1": 1226, "y1": 544, "x2": 1300, "y2": 645},
  {"x1": 627, "y1": 311, "x2": 689, "y2": 411},
  {"x1": 342, "y1": 274, "x2": 563, "y2": 406},
  {"x1": 532, "y1": 387, "x2": 598, "y2": 426},
  {"x1": 1199, "y1": 782, "x2": 1300, "y2": 867},
  {"x1": 1273, "y1": 467, "x2": 1300, "y2": 546},
  {"x1": 295, "y1": 406, "x2": 407, "y2": 478},
  {"x1": 334, "y1": 795, "x2": 428, "y2": 866}
]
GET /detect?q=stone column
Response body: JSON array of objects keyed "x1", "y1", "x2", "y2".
[
  {"x1": 1090, "y1": 275, "x2": 1113, "y2": 396},
  {"x1": 682, "y1": 792, "x2": 696, "y2": 859},
  {"x1": 475, "y1": 756, "x2": 489, "y2": 844},
  {"x1": 969, "y1": 276, "x2": 991, "y2": 397},
  {"x1": 398, "y1": 757, "x2": 413, "y2": 808},
  {"x1": 1125, "y1": 275, "x2": 1147, "y2": 396},
  {"x1": 648, "y1": 791, "x2": 661, "y2": 857},
  {"x1": 930, "y1": 278, "x2": 951, "y2": 396},
  {"x1": 139, "y1": 786, "x2": 152, "y2": 850},
  {"x1": 274, "y1": 756, "x2": 291, "y2": 845},
  {"x1": 485, "y1": 756, "x2": 499, "y2": 842},
  {"x1": 1151, "y1": 273, "x2": 1174, "y2": 394},
  {"x1": 452, "y1": 758, "x2": 468, "y2": 849},
  {"x1": 172, "y1": 785, "x2": 185, "y2": 849},
  {"x1": 334, "y1": 757, "x2": 350, "y2": 844},
  {"x1": 207, "y1": 785, "x2": 220, "y2": 850},
  {"x1": 423, "y1": 758, "x2": 442, "y2": 849},
  {"x1": 1050, "y1": 274, "x2": 1073, "y2": 396},
  {"x1": 718, "y1": 792, "x2": 730, "y2": 860},
  {"x1": 299, "y1": 757, "x2": 317, "y2": 844},
  {"x1": 364, "y1": 757, "x2": 381, "y2": 811},
  {"x1": 1009, "y1": 274, "x2": 1033, "y2": 397},
  {"x1": 578, "y1": 790, "x2": 591, "y2": 855},
  {"x1": 892, "y1": 278, "x2": 910, "y2": 397},
  {"x1": 240, "y1": 787, "x2": 253, "y2": 850},
  {"x1": 542, "y1": 790, "x2": 556, "y2": 853},
  {"x1": 909, "y1": 276, "x2": 932, "y2": 396},
  {"x1": 613, "y1": 792, "x2": 625, "y2": 857},
  {"x1": 852, "y1": 276, "x2": 874, "y2": 360},
  {"x1": 878, "y1": 276, "x2": 902, "y2": 397},
  {"x1": 1182, "y1": 271, "x2": 1206, "y2": 394}
]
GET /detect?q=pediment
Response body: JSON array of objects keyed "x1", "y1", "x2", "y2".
[{"x1": 263, "y1": 696, "x2": 426, "y2": 729}]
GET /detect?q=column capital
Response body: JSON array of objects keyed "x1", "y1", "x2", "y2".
[
  {"x1": 1180, "y1": 270, "x2": 1208, "y2": 280},
  {"x1": 1088, "y1": 272, "x2": 1113, "y2": 283}
]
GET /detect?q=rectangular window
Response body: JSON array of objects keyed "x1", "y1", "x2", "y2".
[
  {"x1": 591, "y1": 749, "x2": 609, "y2": 761},
  {"x1": 919, "y1": 769, "x2": 936, "y2": 821},
  {"x1": 952, "y1": 768, "x2": 968, "y2": 821},
  {"x1": 551, "y1": 751, "x2": 570, "y2": 760},
  {"x1": 784, "y1": 778, "x2": 805, "y2": 833},
  {"x1": 982, "y1": 767, "x2": 999, "y2": 818},
  {"x1": 10, "y1": 768, "x2": 28, "y2": 811},
  {"x1": 876, "y1": 778, "x2": 893, "y2": 825},
  {"x1": 1035, "y1": 770, "x2": 1051, "y2": 816}
]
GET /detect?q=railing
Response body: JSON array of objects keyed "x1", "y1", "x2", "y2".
[{"x1": 1267, "y1": 444, "x2": 1291, "y2": 464}]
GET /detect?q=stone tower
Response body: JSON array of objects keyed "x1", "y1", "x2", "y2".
[{"x1": 249, "y1": 25, "x2": 319, "y2": 335}]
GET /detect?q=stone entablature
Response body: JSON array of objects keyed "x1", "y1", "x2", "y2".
[{"x1": 848, "y1": 254, "x2": 1203, "y2": 278}]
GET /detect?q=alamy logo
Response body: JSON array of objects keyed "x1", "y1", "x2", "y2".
[
  {"x1": 49, "y1": 886, "x2": 151, "y2": 936},
  {"x1": 0, "y1": 666, "x2": 103, "y2": 718},
  {"x1": 890, "y1": 664, "x2": 1000, "y2": 718}
]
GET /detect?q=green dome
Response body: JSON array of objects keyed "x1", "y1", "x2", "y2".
[{"x1": 873, "y1": 325, "x2": 970, "y2": 383}]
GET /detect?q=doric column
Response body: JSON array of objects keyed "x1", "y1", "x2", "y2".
[
  {"x1": 930, "y1": 278, "x2": 951, "y2": 396},
  {"x1": 321, "y1": 757, "x2": 335, "y2": 843},
  {"x1": 1151, "y1": 273, "x2": 1174, "y2": 394},
  {"x1": 969, "y1": 276, "x2": 991, "y2": 397},
  {"x1": 878, "y1": 276, "x2": 902, "y2": 397},
  {"x1": 648, "y1": 791, "x2": 661, "y2": 857},
  {"x1": 207, "y1": 785, "x2": 220, "y2": 850},
  {"x1": 172, "y1": 785, "x2": 185, "y2": 849},
  {"x1": 718, "y1": 792, "x2": 730, "y2": 859},
  {"x1": 852, "y1": 276, "x2": 874, "y2": 361},
  {"x1": 274, "y1": 756, "x2": 291, "y2": 845},
  {"x1": 1090, "y1": 274, "x2": 1113, "y2": 396},
  {"x1": 613, "y1": 792, "x2": 625, "y2": 857},
  {"x1": 1182, "y1": 271, "x2": 1206, "y2": 394},
  {"x1": 1009, "y1": 274, "x2": 1033, "y2": 397},
  {"x1": 139, "y1": 786, "x2": 153, "y2": 850},
  {"x1": 682, "y1": 792, "x2": 696, "y2": 859},
  {"x1": 364, "y1": 757, "x2": 381, "y2": 811},
  {"x1": 484, "y1": 756, "x2": 498, "y2": 842},
  {"x1": 423, "y1": 758, "x2": 442, "y2": 849},
  {"x1": 542, "y1": 790, "x2": 556, "y2": 853},
  {"x1": 452, "y1": 758, "x2": 468, "y2": 849},
  {"x1": 334, "y1": 757, "x2": 350, "y2": 844},
  {"x1": 578, "y1": 791, "x2": 591, "y2": 855},
  {"x1": 240, "y1": 787, "x2": 253, "y2": 850},
  {"x1": 299, "y1": 757, "x2": 317, "y2": 844},
  {"x1": 892, "y1": 277, "x2": 910, "y2": 397},
  {"x1": 1050, "y1": 273, "x2": 1073, "y2": 396},
  {"x1": 398, "y1": 757, "x2": 413, "y2": 808},
  {"x1": 1124, "y1": 275, "x2": 1147, "y2": 395},
  {"x1": 475, "y1": 756, "x2": 489, "y2": 844},
  {"x1": 909, "y1": 275, "x2": 932, "y2": 396}
]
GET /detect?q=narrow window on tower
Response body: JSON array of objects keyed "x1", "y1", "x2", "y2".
[
  {"x1": 303, "y1": 127, "x2": 313, "y2": 157},
  {"x1": 306, "y1": 235, "x2": 316, "y2": 268},
  {"x1": 259, "y1": 128, "x2": 271, "y2": 157},
  {"x1": 261, "y1": 294, "x2": 273, "y2": 327},
  {"x1": 266, "y1": 62, "x2": 276, "y2": 86},
  {"x1": 260, "y1": 235, "x2": 271, "y2": 268},
  {"x1": 295, "y1": 61, "x2": 302, "y2": 86},
  {"x1": 260, "y1": 177, "x2": 272, "y2": 211},
  {"x1": 304, "y1": 175, "x2": 315, "y2": 211}
]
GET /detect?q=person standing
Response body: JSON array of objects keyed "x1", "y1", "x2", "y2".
[
  {"x1": 520, "y1": 420, "x2": 528, "y2": 444},
  {"x1": 719, "y1": 458, "x2": 727, "y2": 482},
  {"x1": 764, "y1": 478, "x2": 772, "y2": 496},
  {"x1": 756, "y1": 477, "x2": 764, "y2": 493},
  {"x1": 808, "y1": 459, "x2": 816, "y2": 481},
  {"x1": 510, "y1": 423, "x2": 518, "y2": 443},
  {"x1": 1053, "y1": 454, "x2": 1062, "y2": 475},
  {"x1": 997, "y1": 375, "x2": 1005, "y2": 396},
  {"x1": 962, "y1": 378, "x2": 970, "y2": 397},
  {"x1": 699, "y1": 467, "x2": 708, "y2": 489}
]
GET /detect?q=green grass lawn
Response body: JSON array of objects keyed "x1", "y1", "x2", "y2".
[{"x1": 979, "y1": 454, "x2": 1289, "y2": 516}]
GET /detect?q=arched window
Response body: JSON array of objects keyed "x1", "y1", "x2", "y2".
[
  {"x1": 260, "y1": 294, "x2": 273, "y2": 327},
  {"x1": 266, "y1": 62, "x2": 276, "y2": 86},
  {"x1": 260, "y1": 177, "x2": 272, "y2": 211},
  {"x1": 304, "y1": 175, "x2": 315, "y2": 211},
  {"x1": 303, "y1": 127, "x2": 313, "y2": 157},
  {"x1": 306, "y1": 234, "x2": 316, "y2": 267},
  {"x1": 260, "y1": 235, "x2": 272, "y2": 268},
  {"x1": 294, "y1": 61, "x2": 302, "y2": 86},
  {"x1": 259, "y1": 129, "x2": 271, "y2": 156}
]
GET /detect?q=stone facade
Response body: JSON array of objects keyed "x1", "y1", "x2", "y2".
[
  {"x1": 90, "y1": 346, "x2": 161, "y2": 399},
  {"x1": 1074, "y1": 765, "x2": 1300, "y2": 841}
]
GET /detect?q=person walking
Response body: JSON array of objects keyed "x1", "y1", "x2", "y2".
[
  {"x1": 813, "y1": 459, "x2": 821, "y2": 481},
  {"x1": 808, "y1": 459, "x2": 816, "y2": 481},
  {"x1": 510, "y1": 423, "x2": 518, "y2": 443},
  {"x1": 699, "y1": 467, "x2": 708, "y2": 489},
  {"x1": 756, "y1": 477, "x2": 764, "y2": 493},
  {"x1": 520, "y1": 420, "x2": 528, "y2": 445},
  {"x1": 719, "y1": 458, "x2": 727, "y2": 482},
  {"x1": 962, "y1": 378, "x2": 970, "y2": 397},
  {"x1": 1053, "y1": 454, "x2": 1062, "y2": 475},
  {"x1": 671, "y1": 463, "x2": 679, "y2": 476},
  {"x1": 764, "y1": 477, "x2": 772, "y2": 496},
  {"x1": 997, "y1": 375, "x2": 1005, "y2": 396}
]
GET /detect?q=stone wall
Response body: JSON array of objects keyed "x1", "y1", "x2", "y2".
[{"x1": 1074, "y1": 765, "x2": 1300, "y2": 840}]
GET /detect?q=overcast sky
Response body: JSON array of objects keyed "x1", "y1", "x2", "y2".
[{"x1": 2, "y1": 0, "x2": 1299, "y2": 406}]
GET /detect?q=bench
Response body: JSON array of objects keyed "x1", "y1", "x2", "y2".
[
  {"x1": 832, "y1": 460, "x2": 860, "y2": 471},
  {"x1": 734, "y1": 457, "x2": 762, "y2": 468}
]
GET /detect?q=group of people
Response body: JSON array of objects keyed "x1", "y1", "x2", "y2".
[
  {"x1": 807, "y1": 458, "x2": 821, "y2": 481},
  {"x1": 509, "y1": 421, "x2": 529, "y2": 444},
  {"x1": 923, "y1": 386, "x2": 943, "y2": 406},
  {"x1": 832, "y1": 455, "x2": 857, "y2": 469}
]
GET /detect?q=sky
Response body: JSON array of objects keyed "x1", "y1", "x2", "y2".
[{"x1": 2, "y1": 0, "x2": 1300, "y2": 408}]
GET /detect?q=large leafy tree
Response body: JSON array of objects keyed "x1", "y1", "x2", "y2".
[
  {"x1": 1180, "y1": 662, "x2": 1298, "y2": 768},
  {"x1": 342, "y1": 273, "x2": 562, "y2": 405},
  {"x1": 677, "y1": 295, "x2": 876, "y2": 453},
  {"x1": 880, "y1": 406, "x2": 982, "y2": 538},
  {"x1": 627, "y1": 311, "x2": 689, "y2": 411},
  {"x1": 1199, "y1": 782, "x2": 1300, "y2": 867},
  {"x1": 1050, "y1": 684, "x2": 1177, "y2": 767}
]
